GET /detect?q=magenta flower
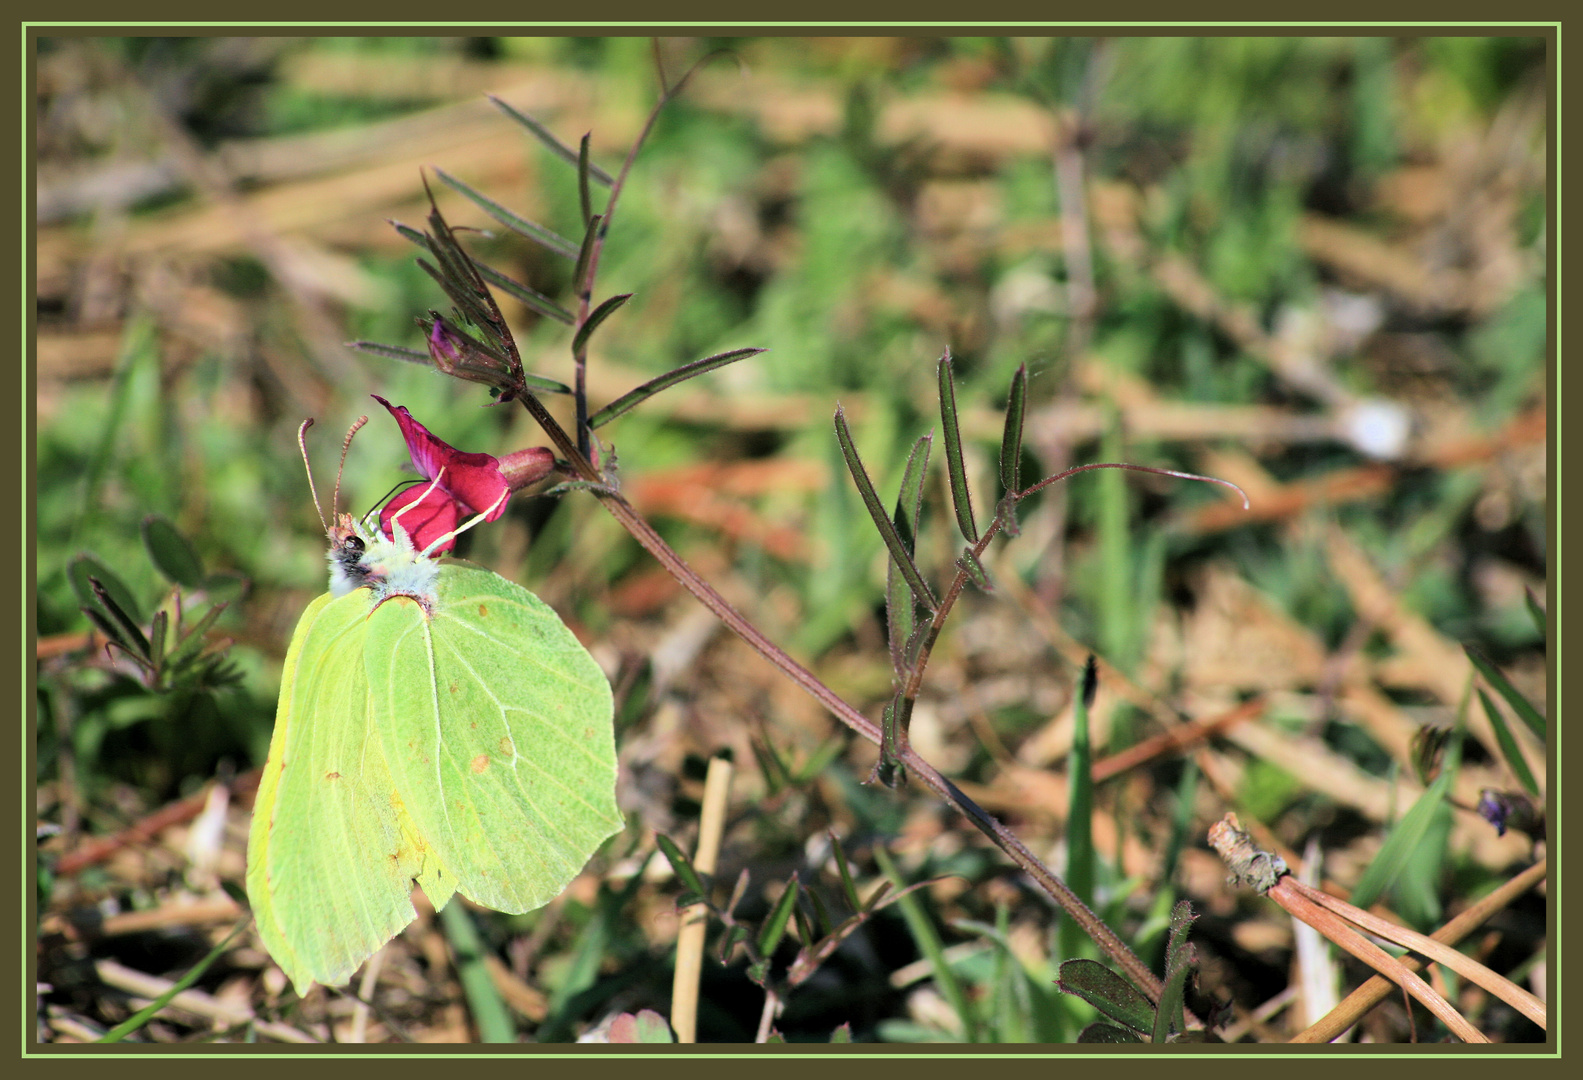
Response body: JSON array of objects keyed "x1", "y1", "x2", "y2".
[{"x1": 372, "y1": 395, "x2": 553, "y2": 554}]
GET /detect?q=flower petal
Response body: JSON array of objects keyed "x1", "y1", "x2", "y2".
[
  {"x1": 372, "y1": 395, "x2": 511, "y2": 519},
  {"x1": 380, "y1": 482, "x2": 463, "y2": 554}
]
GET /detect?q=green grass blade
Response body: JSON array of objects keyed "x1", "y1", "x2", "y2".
[
  {"x1": 1349, "y1": 770, "x2": 1453, "y2": 910},
  {"x1": 1060, "y1": 655, "x2": 1098, "y2": 963},
  {"x1": 1465, "y1": 644, "x2": 1546, "y2": 742},
  {"x1": 98, "y1": 920, "x2": 250, "y2": 1042},
  {"x1": 434, "y1": 167, "x2": 577, "y2": 259},
  {"x1": 1478, "y1": 689, "x2": 1540, "y2": 796},
  {"x1": 937, "y1": 351, "x2": 978, "y2": 543},
  {"x1": 874, "y1": 845, "x2": 977, "y2": 1041},
  {"x1": 439, "y1": 901, "x2": 516, "y2": 1043}
]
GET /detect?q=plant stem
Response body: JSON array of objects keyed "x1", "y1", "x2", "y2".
[{"x1": 514, "y1": 386, "x2": 1182, "y2": 1003}]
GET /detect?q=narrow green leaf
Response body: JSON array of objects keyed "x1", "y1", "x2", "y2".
[
  {"x1": 805, "y1": 885, "x2": 835, "y2": 937},
  {"x1": 999, "y1": 363, "x2": 1027, "y2": 496},
  {"x1": 791, "y1": 900, "x2": 817, "y2": 951},
  {"x1": 717, "y1": 923, "x2": 750, "y2": 967},
  {"x1": 439, "y1": 902, "x2": 516, "y2": 1043},
  {"x1": 1478, "y1": 689, "x2": 1539, "y2": 796},
  {"x1": 1524, "y1": 587, "x2": 1546, "y2": 642},
  {"x1": 348, "y1": 340, "x2": 431, "y2": 365},
  {"x1": 90, "y1": 579, "x2": 149, "y2": 661},
  {"x1": 937, "y1": 352, "x2": 978, "y2": 543},
  {"x1": 1056, "y1": 958, "x2": 1154, "y2": 1035},
  {"x1": 389, "y1": 219, "x2": 427, "y2": 248},
  {"x1": 724, "y1": 868, "x2": 751, "y2": 920},
  {"x1": 570, "y1": 215, "x2": 602, "y2": 302},
  {"x1": 80, "y1": 607, "x2": 124, "y2": 652},
  {"x1": 99, "y1": 920, "x2": 251, "y2": 1042},
  {"x1": 474, "y1": 260, "x2": 575, "y2": 325},
  {"x1": 146, "y1": 610, "x2": 167, "y2": 675},
  {"x1": 1465, "y1": 645, "x2": 1546, "y2": 742},
  {"x1": 876, "y1": 694, "x2": 907, "y2": 790},
  {"x1": 955, "y1": 548, "x2": 991, "y2": 592},
  {"x1": 69, "y1": 554, "x2": 142, "y2": 626},
  {"x1": 161, "y1": 601, "x2": 227, "y2": 674},
  {"x1": 571, "y1": 293, "x2": 632, "y2": 358},
  {"x1": 829, "y1": 1022, "x2": 853, "y2": 1043},
  {"x1": 746, "y1": 957, "x2": 771, "y2": 988},
  {"x1": 488, "y1": 95, "x2": 615, "y2": 186},
  {"x1": 520, "y1": 372, "x2": 574, "y2": 395},
  {"x1": 833, "y1": 406, "x2": 938, "y2": 613},
  {"x1": 1152, "y1": 902, "x2": 1196, "y2": 1043},
  {"x1": 750, "y1": 737, "x2": 791, "y2": 796},
  {"x1": 588, "y1": 348, "x2": 767, "y2": 430},
  {"x1": 434, "y1": 168, "x2": 577, "y2": 259},
  {"x1": 655, "y1": 833, "x2": 709, "y2": 901},
  {"x1": 578, "y1": 133, "x2": 594, "y2": 228},
  {"x1": 399, "y1": 216, "x2": 556, "y2": 329},
  {"x1": 415, "y1": 259, "x2": 495, "y2": 348},
  {"x1": 886, "y1": 433, "x2": 932, "y2": 677},
  {"x1": 140, "y1": 515, "x2": 203, "y2": 588},
  {"x1": 829, "y1": 832, "x2": 863, "y2": 914}
]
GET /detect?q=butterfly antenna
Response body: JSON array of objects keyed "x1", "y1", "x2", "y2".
[
  {"x1": 387, "y1": 469, "x2": 447, "y2": 541},
  {"x1": 331, "y1": 416, "x2": 369, "y2": 521},
  {"x1": 297, "y1": 419, "x2": 329, "y2": 531},
  {"x1": 420, "y1": 480, "x2": 509, "y2": 558}
]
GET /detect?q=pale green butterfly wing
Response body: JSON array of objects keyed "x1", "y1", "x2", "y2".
[
  {"x1": 246, "y1": 590, "x2": 452, "y2": 995},
  {"x1": 363, "y1": 561, "x2": 622, "y2": 913}
]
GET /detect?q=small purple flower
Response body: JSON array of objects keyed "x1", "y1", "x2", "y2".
[{"x1": 1477, "y1": 789, "x2": 1512, "y2": 837}]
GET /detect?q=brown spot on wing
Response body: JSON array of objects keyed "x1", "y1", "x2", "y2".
[
  {"x1": 325, "y1": 771, "x2": 342, "y2": 781},
  {"x1": 498, "y1": 736, "x2": 512, "y2": 756},
  {"x1": 477, "y1": 602, "x2": 488, "y2": 617},
  {"x1": 470, "y1": 753, "x2": 490, "y2": 774}
]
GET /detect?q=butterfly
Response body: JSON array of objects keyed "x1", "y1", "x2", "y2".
[{"x1": 246, "y1": 407, "x2": 621, "y2": 995}]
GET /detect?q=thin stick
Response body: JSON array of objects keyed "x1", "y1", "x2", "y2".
[
  {"x1": 348, "y1": 947, "x2": 385, "y2": 1043},
  {"x1": 671, "y1": 756, "x2": 733, "y2": 1044},
  {"x1": 1292, "y1": 860, "x2": 1548, "y2": 1043}
]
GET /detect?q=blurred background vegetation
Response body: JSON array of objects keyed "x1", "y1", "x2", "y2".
[{"x1": 34, "y1": 35, "x2": 1547, "y2": 1043}]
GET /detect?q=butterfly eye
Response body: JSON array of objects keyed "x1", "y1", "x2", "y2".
[{"x1": 346, "y1": 536, "x2": 365, "y2": 553}]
